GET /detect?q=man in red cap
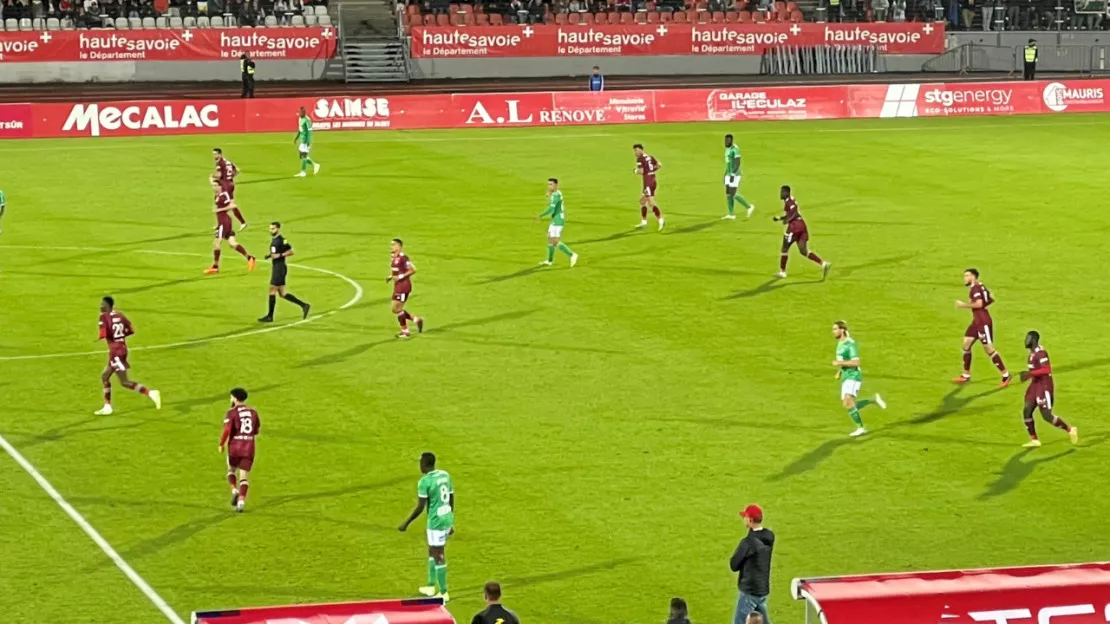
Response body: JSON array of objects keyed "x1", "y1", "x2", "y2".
[{"x1": 729, "y1": 504, "x2": 776, "y2": 624}]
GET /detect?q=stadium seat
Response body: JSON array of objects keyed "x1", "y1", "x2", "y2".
[
  {"x1": 18, "y1": 17, "x2": 31, "y2": 30},
  {"x1": 401, "y1": 12, "x2": 413, "y2": 25},
  {"x1": 646, "y1": 0, "x2": 655, "y2": 8},
  {"x1": 212, "y1": 15, "x2": 226, "y2": 26},
  {"x1": 582, "y1": 11, "x2": 594, "y2": 23},
  {"x1": 316, "y1": 5, "x2": 329, "y2": 15},
  {"x1": 619, "y1": 11, "x2": 633, "y2": 22},
  {"x1": 724, "y1": 10, "x2": 737, "y2": 21},
  {"x1": 423, "y1": 13, "x2": 435, "y2": 24},
  {"x1": 142, "y1": 16, "x2": 156, "y2": 27},
  {"x1": 112, "y1": 16, "x2": 127, "y2": 28},
  {"x1": 606, "y1": 11, "x2": 619, "y2": 22},
  {"x1": 4, "y1": 18, "x2": 15, "y2": 30},
  {"x1": 197, "y1": 15, "x2": 210, "y2": 27},
  {"x1": 554, "y1": 12, "x2": 567, "y2": 23},
  {"x1": 435, "y1": 13, "x2": 449, "y2": 25},
  {"x1": 696, "y1": 1, "x2": 707, "y2": 9},
  {"x1": 169, "y1": 15, "x2": 183, "y2": 27},
  {"x1": 318, "y1": 14, "x2": 332, "y2": 24},
  {"x1": 46, "y1": 17, "x2": 60, "y2": 29},
  {"x1": 737, "y1": 9, "x2": 751, "y2": 21},
  {"x1": 789, "y1": 9, "x2": 802, "y2": 20},
  {"x1": 684, "y1": 9, "x2": 697, "y2": 21},
  {"x1": 475, "y1": 12, "x2": 489, "y2": 24},
  {"x1": 305, "y1": 14, "x2": 317, "y2": 24},
  {"x1": 785, "y1": 0, "x2": 797, "y2": 10},
  {"x1": 697, "y1": 9, "x2": 709, "y2": 21},
  {"x1": 61, "y1": 17, "x2": 74, "y2": 28},
  {"x1": 129, "y1": 17, "x2": 142, "y2": 28},
  {"x1": 406, "y1": 4, "x2": 420, "y2": 15},
  {"x1": 489, "y1": 12, "x2": 502, "y2": 24},
  {"x1": 288, "y1": 14, "x2": 301, "y2": 26},
  {"x1": 568, "y1": 12, "x2": 581, "y2": 23},
  {"x1": 186, "y1": 16, "x2": 200, "y2": 27},
  {"x1": 633, "y1": 11, "x2": 645, "y2": 22},
  {"x1": 448, "y1": 3, "x2": 459, "y2": 13},
  {"x1": 711, "y1": 10, "x2": 723, "y2": 21},
  {"x1": 646, "y1": 10, "x2": 658, "y2": 21},
  {"x1": 659, "y1": 10, "x2": 672, "y2": 21},
  {"x1": 32, "y1": 17, "x2": 44, "y2": 29},
  {"x1": 672, "y1": 10, "x2": 686, "y2": 21}
]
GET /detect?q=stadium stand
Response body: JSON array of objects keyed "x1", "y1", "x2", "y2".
[{"x1": 0, "y1": 0, "x2": 329, "y2": 30}]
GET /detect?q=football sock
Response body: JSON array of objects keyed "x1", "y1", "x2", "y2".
[
  {"x1": 227, "y1": 472, "x2": 237, "y2": 488},
  {"x1": 962, "y1": 350, "x2": 972, "y2": 373},
  {"x1": 122, "y1": 382, "x2": 149, "y2": 396},
  {"x1": 1024, "y1": 417, "x2": 1037, "y2": 438},
  {"x1": 726, "y1": 195, "x2": 735, "y2": 216},
  {"x1": 546, "y1": 245, "x2": 555, "y2": 262},
  {"x1": 426, "y1": 558, "x2": 436, "y2": 587},
  {"x1": 238, "y1": 479, "x2": 249, "y2": 502},
  {"x1": 435, "y1": 563, "x2": 448, "y2": 593},
  {"x1": 212, "y1": 249, "x2": 221, "y2": 268},
  {"x1": 640, "y1": 206, "x2": 648, "y2": 219},
  {"x1": 652, "y1": 206, "x2": 662, "y2": 219},
  {"x1": 283, "y1": 293, "x2": 307, "y2": 307},
  {"x1": 397, "y1": 312, "x2": 408, "y2": 330},
  {"x1": 102, "y1": 382, "x2": 112, "y2": 404},
  {"x1": 737, "y1": 195, "x2": 752, "y2": 209},
  {"x1": 807, "y1": 251, "x2": 824, "y2": 265},
  {"x1": 233, "y1": 244, "x2": 250, "y2": 258},
  {"x1": 990, "y1": 352, "x2": 1007, "y2": 374},
  {"x1": 231, "y1": 208, "x2": 246, "y2": 225},
  {"x1": 779, "y1": 253, "x2": 788, "y2": 272},
  {"x1": 300, "y1": 158, "x2": 308, "y2": 172},
  {"x1": 856, "y1": 399, "x2": 873, "y2": 410},
  {"x1": 557, "y1": 242, "x2": 574, "y2": 257},
  {"x1": 267, "y1": 295, "x2": 276, "y2": 317},
  {"x1": 848, "y1": 408, "x2": 863, "y2": 427},
  {"x1": 306, "y1": 157, "x2": 316, "y2": 166},
  {"x1": 401, "y1": 311, "x2": 413, "y2": 322},
  {"x1": 1051, "y1": 415, "x2": 1070, "y2": 431}
]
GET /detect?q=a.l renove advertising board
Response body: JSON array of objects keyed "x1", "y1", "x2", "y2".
[{"x1": 0, "y1": 79, "x2": 1104, "y2": 139}]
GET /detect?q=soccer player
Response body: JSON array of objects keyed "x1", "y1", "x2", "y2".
[
  {"x1": 536, "y1": 177, "x2": 578, "y2": 268},
  {"x1": 0, "y1": 188, "x2": 6, "y2": 234},
  {"x1": 1019, "y1": 330, "x2": 1078, "y2": 448},
  {"x1": 388, "y1": 238, "x2": 424, "y2": 338},
  {"x1": 398, "y1": 452, "x2": 455, "y2": 602},
  {"x1": 723, "y1": 134, "x2": 754, "y2": 220},
  {"x1": 293, "y1": 106, "x2": 320, "y2": 178},
  {"x1": 94, "y1": 296, "x2": 161, "y2": 416},
  {"x1": 633, "y1": 144, "x2": 664, "y2": 231},
  {"x1": 218, "y1": 387, "x2": 259, "y2": 513},
  {"x1": 258, "y1": 221, "x2": 311, "y2": 323},
  {"x1": 205, "y1": 181, "x2": 256, "y2": 275},
  {"x1": 211, "y1": 148, "x2": 246, "y2": 230},
  {"x1": 953, "y1": 268, "x2": 1012, "y2": 387},
  {"x1": 831, "y1": 321, "x2": 885, "y2": 437},
  {"x1": 772, "y1": 185, "x2": 830, "y2": 279}
]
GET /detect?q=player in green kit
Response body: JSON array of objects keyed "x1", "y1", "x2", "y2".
[
  {"x1": 0, "y1": 189, "x2": 6, "y2": 234},
  {"x1": 398, "y1": 452, "x2": 455, "y2": 602},
  {"x1": 293, "y1": 106, "x2": 320, "y2": 178},
  {"x1": 722, "y1": 134, "x2": 754, "y2": 220},
  {"x1": 831, "y1": 321, "x2": 886, "y2": 437},
  {"x1": 535, "y1": 177, "x2": 578, "y2": 267}
]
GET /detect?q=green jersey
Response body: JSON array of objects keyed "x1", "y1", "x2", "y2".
[
  {"x1": 540, "y1": 190, "x2": 566, "y2": 226},
  {"x1": 417, "y1": 469, "x2": 454, "y2": 531},
  {"x1": 725, "y1": 145, "x2": 741, "y2": 176},
  {"x1": 837, "y1": 337, "x2": 862, "y2": 382},
  {"x1": 296, "y1": 116, "x2": 312, "y2": 145},
  {"x1": 0, "y1": 190, "x2": 6, "y2": 206}
]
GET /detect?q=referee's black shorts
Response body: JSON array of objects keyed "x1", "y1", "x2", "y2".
[{"x1": 270, "y1": 264, "x2": 287, "y2": 287}]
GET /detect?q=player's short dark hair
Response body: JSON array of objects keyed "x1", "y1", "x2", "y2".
[
  {"x1": 966, "y1": 268, "x2": 980, "y2": 278},
  {"x1": 271, "y1": 221, "x2": 281, "y2": 228},
  {"x1": 102, "y1": 295, "x2": 115, "y2": 308},
  {"x1": 781, "y1": 184, "x2": 791, "y2": 194},
  {"x1": 592, "y1": 65, "x2": 600, "y2": 70},
  {"x1": 421, "y1": 451, "x2": 436, "y2": 468},
  {"x1": 746, "y1": 613, "x2": 765, "y2": 624},
  {"x1": 834, "y1": 320, "x2": 849, "y2": 332},
  {"x1": 1027, "y1": 330, "x2": 1040, "y2": 343},
  {"x1": 230, "y1": 387, "x2": 248, "y2": 402},
  {"x1": 392, "y1": 238, "x2": 404, "y2": 246},
  {"x1": 670, "y1": 598, "x2": 688, "y2": 616},
  {"x1": 484, "y1": 581, "x2": 502, "y2": 601},
  {"x1": 548, "y1": 177, "x2": 558, "y2": 184},
  {"x1": 632, "y1": 143, "x2": 644, "y2": 150},
  {"x1": 725, "y1": 133, "x2": 733, "y2": 140},
  {"x1": 212, "y1": 147, "x2": 222, "y2": 154}
]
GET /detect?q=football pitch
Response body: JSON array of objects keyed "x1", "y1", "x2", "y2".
[{"x1": 2, "y1": 114, "x2": 1109, "y2": 624}]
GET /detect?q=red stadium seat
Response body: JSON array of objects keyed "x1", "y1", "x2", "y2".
[
  {"x1": 697, "y1": 9, "x2": 709, "y2": 21},
  {"x1": 490, "y1": 12, "x2": 503, "y2": 23},
  {"x1": 406, "y1": 4, "x2": 420, "y2": 15},
  {"x1": 607, "y1": 11, "x2": 620, "y2": 22},
  {"x1": 402, "y1": 13, "x2": 414, "y2": 25},
  {"x1": 771, "y1": 1, "x2": 782, "y2": 12},
  {"x1": 634, "y1": 10, "x2": 646, "y2": 22},
  {"x1": 465, "y1": 12, "x2": 476, "y2": 24},
  {"x1": 724, "y1": 10, "x2": 738, "y2": 21},
  {"x1": 620, "y1": 11, "x2": 634, "y2": 22},
  {"x1": 711, "y1": 10, "x2": 724, "y2": 21},
  {"x1": 436, "y1": 13, "x2": 450, "y2": 25},
  {"x1": 737, "y1": 9, "x2": 751, "y2": 21},
  {"x1": 555, "y1": 12, "x2": 567, "y2": 23},
  {"x1": 449, "y1": 13, "x2": 462, "y2": 25},
  {"x1": 646, "y1": 10, "x2": 659, "y2": 21},
  {"x1": 789, "y1": 8, "x2": 802, "y2": 20},
  {"x1": 593, "y1": 11, "x2": 606, "y2": 22},
  {"x1": 672, "y1": 10, "x2": 686, "y2": 21},
  {"x1": 423, "y1": 13, "x2": 436, "y2": 24},
  {"x1": 448, "y1": 3, "x2": 459, "y2": 13},
  {"x1": 684, "y1": 9, "x2": 697, "y2": 21},
  {"x1": 476, "y1": 12, "x2": 489, "y2": 24},
  {"x1": 785, "y1": 1, "x2": 797, "y2": 10},
  {"x1": 582, "y1": 11, "x2": 594, "y2": 23},
  {"x1": 403, "y1": 24, "x2": 411, "y2": 34},
  {"x1": 646, "y1": 0, "x2": 656, "y2": 9},
  {"x1": 659, "y1": 10, "x2": 672, "y2": 20},
  {"x1": 695, "y1": 1, "x2": 707, "y2": 9},
  {"x1": 568, "y1": 11, "x2": 581, "y2": 23}
]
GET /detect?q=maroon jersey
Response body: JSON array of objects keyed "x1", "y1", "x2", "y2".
[
  {"x1": 391, "y1": 252, "x2": 414, "y2": 294},
  {"x1": 1025, "y1": 345, "x2": 1054, "y2": 405},
  {"x1": 968, "y1": 282, "x2": 994, "y2": 325},
  {"x1": 637, "y1": 154, "x2": 660, "y2": 186},
  {"x1": 782, "y1": 196, "x2": 802, "y2": 223},
  {"x1": 215, "y1": 157, "x2": 238, "y2": 183},
  {"x1": 98, "y1": 311, "x2": 133, "y2": 346},
  {"x1": 215, "y1": 191, "x2": 233, "y2": 238},
  {"x1": 224, "y1": 405, "x2": 260, "y2": 459},
  {"x1": 1027, "y1": 346, "x2": 1051, "y2": 380}
]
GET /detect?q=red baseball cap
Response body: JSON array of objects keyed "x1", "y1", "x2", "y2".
[{"x1": 740, "y1": 504, "x2": 763, "y2": 521}]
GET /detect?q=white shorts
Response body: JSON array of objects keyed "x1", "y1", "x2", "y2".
[
  {"x1": 547, "y1": 225, "x2": 563, "y2": 238},
  {"x1": 298, "y1": 143, "x2": 311, "y2": 154},
  {"x1": 840, "y1": 379, "x2": 861, "y2": 400},
  {"x1": 426, "y1": 528, "x2": 450, "y2": 547},
  {"x1": 724, "y1": 174, "x2": 740, "y2": 189}
]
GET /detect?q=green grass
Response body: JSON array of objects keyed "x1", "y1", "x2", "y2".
[{"x1": 2, "y1": 114, "x2": 1109, "y2": 624}]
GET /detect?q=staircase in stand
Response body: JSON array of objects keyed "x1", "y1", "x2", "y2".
[{"x1": 335, "y1": 0, "x2": 409, "y2": 82}]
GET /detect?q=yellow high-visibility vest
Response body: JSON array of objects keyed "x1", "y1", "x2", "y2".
[
  {"x1": 241, "y1": 60, "x2": 255, "y2": 75},
  {"x1": 1024, "y1": 45, "x2": 1036, "y2": 62}
]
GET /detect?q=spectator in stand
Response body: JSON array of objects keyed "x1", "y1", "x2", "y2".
[
  {"x1": 872, "y1": 0, "x2": 888, "y2": 20},
  {"x1": 666, "y1": 598, "x2": 691, "y2": 624},
  {"x1": 826, "y1": 0, "x2": 842, "y2": 22},
  {"x1": 508, "y1": 0, "x2": 525, "y2": 22},
  {"x1": 979, "y1": 0, "x2": 992, "y2": 29},
  {"x1": 526, "y1": 0, "x2": 542, "y2": 22},
  {"x1": 589, "y1": 65, "x2": 604, "y2": 91},
  {"x1": 240, "y1": 0, "x2": 258, "y2": 24},
  {"x1": 568, "y1": 0, "x2": 581, "y2": 11},
  {"x1": 274, "y1": 0, "x2": 288, "y2": 23},
  {"x1": 892, "y1": 0, "x2": 905, "y2": 20},
  {"x1": 960, "y1": 0, "x2": 974, "y2": 29},
  {"x1": 615, "y1": 0, "x2": 631, "y2": 11}
]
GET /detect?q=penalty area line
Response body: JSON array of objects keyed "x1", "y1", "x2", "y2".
[{"x1": 0, "y1": 432, "x2": 187, "y2": 624}]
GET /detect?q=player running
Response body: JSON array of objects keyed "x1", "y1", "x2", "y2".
[
  {"x1": 722, "y1": 134, "x2": 754, "y2": 220},
  {"x1": 219, "y1": 387, "x2": 260, "y2": 513},
  {"x1": 536, "y1": 177, "x2": 578, "y2": 268},
  {"x1": 94, "y1": 296, "x2": 161, "y2": 416},
  {"x1": 258, "y1": 221, "x2": 311, "y2": 323},
  {"x1": 633, "y1": 144, "x2": 665, "y2": 231},
  {"x1": 953, "y1": 268, "x2": 1012, "y2": 387},
  {"x1": 772, "y1": 185, "x2": 830, "y2": 279},
  {"x1": 211, "y1": 148, "x2": 246, "y2": 231},
  {"x1": 205, "y1": 180, "x2": 256, "y2": 275},
  {"x1": 1019, "y1": 331, "x2": 1078, "y2": 448},
  {"x1": 832, "y1": 321, "x2": 885, "y2": 437},
  {"x1": 293, "y1": 106, "x2": 320, "y2": 178},
  {"x1": 0, "y1": 188, "x2": 6, "y2": 234},
  {"x1": 398, "y1": 452, "x2": 455, "y2": 602},
  {"x1": 388, "y1": 238, "x2": 424, "y2": 338}
]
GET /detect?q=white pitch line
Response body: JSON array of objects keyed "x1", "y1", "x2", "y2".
[
  {"x1": 0, "y1": 245, "x2": 364, "y2": 362},
  {"x1": 0, "y1": 432, "x2": 187, "y2": 624}
]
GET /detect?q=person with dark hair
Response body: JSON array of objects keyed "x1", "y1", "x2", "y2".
[
  {"x1": 745, "y1": 613, "x2": 765, "y2": 624},
  {"x1": 258, "y1": 221, "x2": 311, "y2": 322},
  {"x1": 953, "y1": 268, "x2": 1011, "y2": 387},
  {"x1": 219, "y1": 387, "x2": 260, "y2": 512},
  {"x1": 667, "y1": 597, "x2": 691, "y2": 624},
  {"x1": 772, "y1": 185, "x2": 830, "y2": 280},
  {"x1": 1019, "y1": 331, "x2": 1078, "y2": 448},
  {"x1": 399, "y1": 452, "x2": 455, "y2": 601},
  {"x1": 832, "y1": 320, "x2": 885, "y2": 438},
  {"x1": 471, "y1": 582, "x2": 520, "y2": 624},
  {"x1": 588, "y1": 65, "x2": 604, "y2": 91},
  {"x1": 94, "y1": 296, "x2": 161, "y2": 416},
  {"x1": 387, "y1": 237, "x2": 424, "y2": 338},
  {"x1": 730, "y1": 505, "x2": 775, "y2": 624},
  {"x1": 536, "y1": 177, "x2": 578, "y2": 267}
]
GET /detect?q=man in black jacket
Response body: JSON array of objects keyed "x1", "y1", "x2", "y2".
[
  {"x1": 666, "y1": 597, "x2": 691, "y2": 624},
  {"x1": 729, "y1": 504, "x2": 775, "y2": 624},
  {"x1": 471, "y1": 581, "x2": 520, "y2": 624}
]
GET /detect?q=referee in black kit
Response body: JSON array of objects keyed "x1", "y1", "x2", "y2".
[
  {"x1": 471, "y1": 582, "x2": 520, "y2": 624},
  {"x1": 258, "y1": 221, "x2": 311, "y2": 323}
]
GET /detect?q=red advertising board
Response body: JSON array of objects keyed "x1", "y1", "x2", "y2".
[
  {"x1": 408, "y1": 22, "x2": 944, "y2": 58},
  {"x1": 7, "y1": 79, "x2": 1108, "y2": 139},
  {"x1": 0, "y1": 27, "x2": 335, "y2": 62},
  {"x1": 192, "y1": 597, "x2": 455, "y2": 624},
  {"x1": 792, "y1": 562, "x2": 1110, "y2": 624}
]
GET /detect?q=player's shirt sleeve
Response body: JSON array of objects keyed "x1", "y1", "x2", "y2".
[
  {"x1": 417, "y1": 475, "x2": 429, "y2": 499},
  {"x1": 97, "y1": 313, "x2": 107, "y2": 340}
]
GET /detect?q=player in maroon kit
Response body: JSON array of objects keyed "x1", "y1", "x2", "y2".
[
  {"x1": 95, "y1": 296, "x2": 161, "y2": 416},
  {"x1": 633, "y1": 144, "x2": 665, "y2": 231},
  {"x1": 204, "y1": 180, "x2": 257, "y2": 275},
  {"x1": 953, "y1": 268, "x2": 1012, "y2": 387},
  {"x1": 387, "y1": 238, "x2": 424, "y2": 338},
  {"x1": 772, "y1": 185, "x2": 830, "y2": 279},
  {"x1": 219, "y1": 387, "x2": 259, "y2": 513},
  {"x1": 1019, "y1": 330, "x2": 1078, "y2": 447},
  {"x1": 211, "y1": 148, "x2": 247, "y2": 231}
]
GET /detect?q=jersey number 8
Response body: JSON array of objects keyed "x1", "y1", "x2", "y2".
[{"x1": 439, "y1": 484, "x2": 450, "y2": 504}]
